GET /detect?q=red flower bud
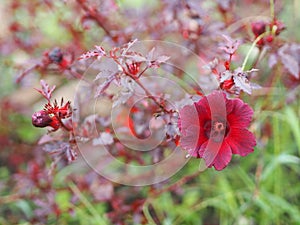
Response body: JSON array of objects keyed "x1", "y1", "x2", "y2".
[
  {"x1": 32, "y1": 110, "x2": 53, "y2": 128},
  {"x1": 251, "y1": 21, "x2": 266, "y2": 37},
  {"x1": 266, "y1": 35, "x2": 274, "y2": 43},
  {"x1": 48, "y1": 47, "x2": 63, "y2": 63}
]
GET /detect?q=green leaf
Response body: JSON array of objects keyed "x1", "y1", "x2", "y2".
[{"x1": 285, "y1": 107, "x2": 300, "y2": 155}]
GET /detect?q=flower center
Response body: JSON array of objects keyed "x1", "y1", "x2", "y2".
[{"x1": 204, "y1": 119, "x2": 229, "y2": 142}]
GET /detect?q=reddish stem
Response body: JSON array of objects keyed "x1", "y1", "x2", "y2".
[
  {"x1": 113, "y1": 58, "x2": 174, "y2": 114},
  {"x1": 137, "y1": 65, "x2": 149, "y2": 79},
  {"x1": 76, "y1": 0, "x2": 114, "y2": 40},
  {"x1": 16, "y1": 64, "x2": 41, "y2": 83}
]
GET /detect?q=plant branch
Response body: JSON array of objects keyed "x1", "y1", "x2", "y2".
[
  {"x1": 137, "y1": 65, "x2": 149, "y2": 78},
  {"x1": 16, "y1": 64, "x2": 41, "y2": 83},
  {"x1": 133, "y1": 77, "x2": 173, "y2": 114}
]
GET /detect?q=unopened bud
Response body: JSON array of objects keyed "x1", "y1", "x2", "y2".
[{"x1": 32, "y1": 110, "x2": 53, "y2": 128}]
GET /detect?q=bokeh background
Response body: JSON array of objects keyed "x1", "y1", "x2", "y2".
[{"x1": 0, "y1": 0, "x2": 299, "y2": 224}]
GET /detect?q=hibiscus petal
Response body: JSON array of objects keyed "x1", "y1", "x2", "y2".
[
  {"x1": 227, "y1": 98, "x2": 253, "y2": 128},
  {"x1": 199, "y1": 140, "x2": 232, "y2": 170},
  {"x1": 180, "y1": 125, "x2": 201, "y2": 157},
  {"x1": 178, "y1": 104, "x2": 199, "y2": 136},
  {"x1": 199, "y1": 140, "x2": 224, "y2": 168},
  {"x1": 225, "y1": 97, "x2": 234, "y2": 114},
  {"x1": 205, "y1": 91, "x2": 227, "y2": 120},
  {"x1": 227, "y1": 128, "x2": 256, "y2": 156},
  {"x1": 198, "y1": 140, "x2": 208, "y2": 158},
  {"x1": 212, "y1": 141, "x2": 232, "y2": 171},
  {"x1": 194, "y1": 101, "x2": 210, "y2": 126}
]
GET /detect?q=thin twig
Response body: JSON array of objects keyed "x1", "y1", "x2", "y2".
[
  {"x1": 137, "y1": 65, "x2": 149, "y2": 79},
  {"x1": 16, "y1": 64, "x2": 40, "y2": 83}
]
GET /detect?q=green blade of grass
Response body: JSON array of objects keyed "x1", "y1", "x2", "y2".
[{"x1": 285, "y1": 107, "x2": 300, "y2": 155}]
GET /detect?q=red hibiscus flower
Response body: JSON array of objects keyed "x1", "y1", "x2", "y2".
[{"x1": 178, "y1": 91, "x2": 256, "y2": 170}]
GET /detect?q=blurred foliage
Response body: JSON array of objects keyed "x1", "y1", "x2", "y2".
[{"x1": 0, "y1": 0, "x2": 299, "y2": 224}]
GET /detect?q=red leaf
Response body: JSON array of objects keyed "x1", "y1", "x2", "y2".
[
  {"x1": 94, "y1": 73, "x2": 116, "y2": 98},
  {"x1": 120, "y1": 39, "x2": 138, "y2": 56},
  {"x1": 35, "y1": 80, "x2": 56, "y2": 102},
  {"x1": 146, "y1": 47, "x2": 170, "y2": 68},
  {"x1": 79, "y1": 45, "x2": 106, "y2": 60}
]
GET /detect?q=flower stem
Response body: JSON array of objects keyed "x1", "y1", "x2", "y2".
[
  {"x1": 241, "y1": 31, "x2": 270, "y2": 71},
  {"x1": 270, "y1": 0, "x2": 275, "y2": 20}
]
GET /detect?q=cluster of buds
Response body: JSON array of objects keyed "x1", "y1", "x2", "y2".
[{"x1": 251, "y1": 19, "x2": 285, "y2": 46}]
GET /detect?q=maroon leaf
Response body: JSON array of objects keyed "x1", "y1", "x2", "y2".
[
  {"x1": 38, "y1": 134, "x2": 56, "y2": 145},
  {"x1": 92, "y1": 132, "x2": 114, "y2": 146},
  {"x1": 43, "y1": 142, "x2": 77, "y2": 163},
  {"x1": 35, "y1": 80, "x2": 56, "y2": 102},
  {"x1": 112, "y1": 76, "x2": 135, "y2": 107},
  {"x1": 203, "y1": 58, "x2": 219, "y2": 71},
  {"x1": 94, "y1": 70, "x2": 114, "y2": 81},
  {"x1": 155, "y1": 55, "x2": 170, "y2": 64},
  {"x1": 220, "y1": 70, "x2": 233, "y2": 83},
  {"x1": 232, "y1": 68, "x2": 257, "y2": 95},
  {"x1": 120, "y1": 39, "x2": 138, "y2": 56},
  {"x1": 268, "y1": 53, "x2": 278, "y2": 69},
  {"x1": 146, "y1": 47, "x2": 170, "y2": 68},
  {"x1": 95, "y1": 74, "x2": 116, "y2": 98},
  {"x1": 79, "y1": 45, "x2": 106, "y2": 60},
  {"x1": 125, "y1": 52, "x2": 146, "y2": 62},
  {"x1": 279, "y1": 44, "x2": 299, "y2": 78},
  {"x1": 282, "y1": 54, "x2": 299, "y2": 78},
  {"x1": 146, "y1": 47, "x2": 155, "y2": 62},
  {"x1": 64, "y1": 145, "x2": 77, "y2": 163},
  {"x1": 219, "y1": 35, "x2": 241, "y2": 55}
]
